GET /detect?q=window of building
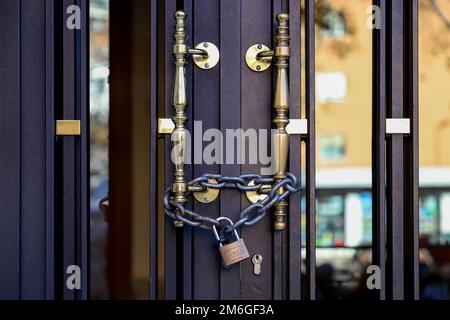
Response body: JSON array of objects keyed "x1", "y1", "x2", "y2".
[
  {"x1": 320, "y1": 11, "x2": 346, "y2": 38},
  {"x1": 319, "y1": 134, "x2": 346, "y2": 162},
  {"x1": 316, "y1": 195, "x2": 345, "y2": 247},
  {"x1": 317, "y1": 72, "x2": 347, "y2": 103}
]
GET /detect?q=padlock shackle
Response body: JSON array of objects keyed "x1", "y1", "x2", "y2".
[{"x1": 212, "y1": 217, "x2": 239, "y2": 247}]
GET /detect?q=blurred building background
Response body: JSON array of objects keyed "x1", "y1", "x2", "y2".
[{"x1": 306, "y1": 0, "x2": 450, "y2": 300}]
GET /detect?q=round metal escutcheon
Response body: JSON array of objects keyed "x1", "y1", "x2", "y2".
[
  {"x1": 245, "y1": 179, "x2": 270, "y2": 204},
  {"x1": 192, "y1": 42, "x2": 220, "y2": 70},
  {"x1": 193, "y1": 178, "x2": 220, "y2": 204},
  {"x1": 245, "y1": 44, "x2": 272, "y2": 72}
]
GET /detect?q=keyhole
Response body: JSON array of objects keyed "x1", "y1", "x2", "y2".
[{"x1": 252, "y1": 254, "x2": 263, "y2": 275}]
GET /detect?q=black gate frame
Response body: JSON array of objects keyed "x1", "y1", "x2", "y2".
[
  {"x1": 0, "y1": 0, "x2": 89, "y2": 299},
  {"x1": 372, "y1": 0, "x2": 419, "y2": 300},
  {"x1": 0, "y1": 0, "x2": 419, "y2": 300}
]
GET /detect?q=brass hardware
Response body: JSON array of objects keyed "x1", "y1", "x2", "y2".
[
  {"x1": 213, "y1": 218, "x2": 250, "y2": 267},
  {"x1": 244, "y1": 14, "x2": 291, "y2": 229},
  {"x1": 171, "y1": 11, "x2": 190, "y2": 227},
  {"x1": 158, "y1": 118, "x2": 175, "y2": 134},
  {"x1": 193, "y1": 179, "x2": 220, "y2": 204},
  {"x1": 286, "y1": 119, "x2": 308, "y2": 135},
  {"x1": 168, "y1": 11, "x2": 221, "y2": 227},
  {"x1": 245, "y1": 44, "x2": 272, "y2": 72},
  {"x1": 272, "y1": 13, "x2": 290, "y2": 231},
  {"x1": 56, "y1": 120, "x2": 81, "y2": 136},
  {"x1": 191, "y1": 42, "x2": 220, "y2": 70},
  {"x1": 171, "y1": 13, "x2": 219, "y2": 70},
  {"x1": 246, "y1": 180, "x2": 270, "y2": 204},
  {"x1": 219, "y1": 238, "x2": 250, "y2": 267},
  {"x1": 188, "y1": 185, "x2": 205, "y2": 193}
]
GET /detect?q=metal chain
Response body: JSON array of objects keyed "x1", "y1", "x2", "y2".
[{"x1": 163, "y1": 172, "x2": 301, "y2": 233}]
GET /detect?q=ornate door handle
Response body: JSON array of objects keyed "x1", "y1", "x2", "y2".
[
  {"x1": 171, "y1": 11, "x2": 220, "y2": 226},
  {"x1": 245, "y1": 14, "x2": 291, "y2": 230},
  {"x1": 272, "y1": 13, "x2": 290, "y2": 231}
]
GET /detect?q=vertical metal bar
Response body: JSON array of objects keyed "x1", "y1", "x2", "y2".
[
  {"x1": 219, "y1": 0, "x2": 242, "y2": 300},
  {"x1": 272, "y1": 0, "x2": 284, "y2": 301},
  {"x1": 62, "y1": 0, "x2": 76, "y2": 300},
  {"x1": 305, "y1": 0, "x2": 316, "y2": 300},
  {"x1": 287, "y1": 0, "x2": 302, "y2": 300},
  {"x1": 372, "y1": 0, "x2": 386, "y2": 300},
  {"x1": 386, "y1": 0, "x2": 405, "y2": 299},
  {"x1": 192, "y1": 0, "x2": 221, "y2": 300},
  {"x1": 149, "y1": 0, "x2": 158, "y2": 300},
  {"x1": 20, "y1": 0, "x2": 46, "y2": 299},
  {"x1": 0, "y1": 0, "x2": 21, "y2": 299},
  {"x1": 169, "y1": 0, "x2": 194, "y2": 300},
  {"x1": 45, "y1": 0, "x2": 56, "y2": 299},
  {"x1": 272, "y1": 8, "x2": 290, "y2": 233},
  {"x1": 403, "y1": 0, "x2": 419, "y2": 300},
  {"x1": 163, "y1": 0, "x2": 177, "y2": 300},
  {"x1": 241, "y1": 0, "x2": 273, "y2": 300},
  {"x1": 182, "y1": 0, "x2": 193, "y2": 301},
  {"x1": 156, "y1": 0, "x2": 166, "y2": 300},
  {"x1": 77, "y1": 0, "x2": 89, "y2": 300}
]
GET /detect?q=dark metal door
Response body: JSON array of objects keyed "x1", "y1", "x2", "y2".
[
  {"x1": 0, "y1": 0, "x2": 89, "y2": 299},
  {"x1": 150, "y1": 0, "x2": 419, "y2": 301}
]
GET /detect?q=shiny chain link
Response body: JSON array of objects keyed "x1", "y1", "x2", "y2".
[{"x1": 163, "y1": 172, "x2": 301, "y2": 233}]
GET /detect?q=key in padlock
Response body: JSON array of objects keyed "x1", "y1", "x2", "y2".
[{"x1": 213, "y1": 217, "x2": 250, "y2": 267}]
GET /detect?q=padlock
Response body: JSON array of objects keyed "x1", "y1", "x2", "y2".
[{"x1": 213, "y1": 217, "x2": 250, "y2": 267}]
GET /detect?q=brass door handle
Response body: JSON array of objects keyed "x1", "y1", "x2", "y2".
[
  {"x1": 245, "y1": 13, "x2": 291, "y2": 230},
  {"x1": 245, "y1": 14, "x2": 290, "y2": 73},
  {"x1": 171, "y1": 11, "x2": 189, "y2": 216},
  {"x1": 170, "y1": 11, "x2": 221, "y2": 226}
]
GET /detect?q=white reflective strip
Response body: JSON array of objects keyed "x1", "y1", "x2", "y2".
[
  {"x1": 386, "y1": 118, "x2": 410, "y2": 134},
  {"x1": 286, "y1": 119, "x2": 308, "y2": 135},
  {"x1": 158, "y1": 118, "x2": 175, "y2": 134}
]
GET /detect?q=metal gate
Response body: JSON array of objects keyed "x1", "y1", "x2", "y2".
[
  {"x1": 0, "y1": 0, "x2": 89, "y2": 299},
  {"x1": 150, "y1": 0, "x2": 419, "y2": 300},
  {"x1": 0, "y1": 0, "x2": 419, "y2": 300}
]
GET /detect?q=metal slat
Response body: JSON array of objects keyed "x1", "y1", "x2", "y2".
[
  {"x1": 20, "y1": 0, "x2": 47, "y2": 299},
  {"x1": 77, "y1": 0, "x2": 89, "y2": 300},
  {"x1": 109, "y1": 0, "x2": 133, "y2": 299},
  {"x1": 403, "y1": 0, "x2": 419, "y2": 300},
  {"x1": 192, "y1": 0, "x2": 221, "y2": 300},
  {"x1": 149, "y1": 0, "x2": 158, "y2": 300},
  {"x1": 45, "y1": 0, "x2": 56, "y2": 299},
  {"x1": 272, "y1": 0, "x2": 285, "y2": 301},
  {"x1": 182, "y1": 0, "x2": 194, "y2": 301},
  {"x1": 240, "y1": 0, "x2": 273, "y2": 300},
  {"x1": 372, "y1": 0, "x2": 387, "y2": 300},
  {"x1": 219, "y1": 0, "x2": 242, "y2": 300},
  {"x1": 386, "y1": 0, "x2": 405, "y2": 299},
  {"x1": 287, "y1": 0, "x2": 302, "y2": 300},
  {"x1": 304, "y1": 0, "x2": 316, "y2": 300},
  {"x1": 62, "y1": 0, "x2": 77, "y2": 300},
  {"x1": 163, "y1": 0, "x2": 177, "y2": 300},
  {"x1": 0, "y1": 0, "x2": 21, "y2": 299}
]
